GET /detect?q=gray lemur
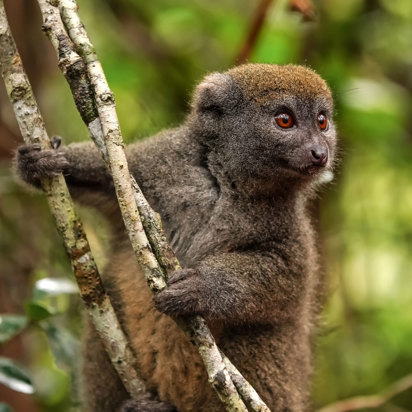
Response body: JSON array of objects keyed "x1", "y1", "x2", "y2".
[{"x1": 16, "y1": 64, "x2": 337, "y2": 412}]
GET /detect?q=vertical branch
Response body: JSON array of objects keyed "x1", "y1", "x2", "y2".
[
  {"x1": 59, "y1": 0, "x2": 168, "y2": 294},
  {"x1": 235, "y1": 0, "x2": 315, "y2": 66},
  {"x1": 235, "y1": 0, "x2": 274, "y2": 65},
  {"x1": 0, "y1": 0, "x2": 146, "y2": 399},
  {"x1": 223, "y1": 354, "x2": 270, "y2": 412}
]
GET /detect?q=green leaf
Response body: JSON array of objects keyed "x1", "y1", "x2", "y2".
[
  {"x1": 41, "y1": 322, "x2": 79, "y2": 371},
  {"x1": 0, "y1": 403, "x2": 13, "y2": 412},
  {"x1": 24, "y1": 301, "x2": 53, "y2": 322},
  {"x1": 0, "y1": 315, "x2": 28, "y2": 344},
  {"x1": 0, "y1": 357, "x2": 34, "y2": 394}
]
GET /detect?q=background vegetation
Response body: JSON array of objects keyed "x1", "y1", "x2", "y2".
[{"x1": 1, "y1": 0, "x2": 412, "y2": 410}]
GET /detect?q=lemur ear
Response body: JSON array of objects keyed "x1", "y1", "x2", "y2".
[{"x1": 192, "y1": 73, "x2": 239, "y2": 114}]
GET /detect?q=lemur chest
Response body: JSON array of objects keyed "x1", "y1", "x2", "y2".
[
  {"x1": 159, "y1": 189, "x2": 221, "y2": 266},
  {"x1": 156, "y1": 191, "x2": 280, "y2": 268}
]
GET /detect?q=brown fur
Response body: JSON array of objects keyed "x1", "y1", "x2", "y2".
[
  {"x1": 228, "y1": 64, "x2": 332, "y2": 105},
  {"x1": 16, "y1": 64, "x2": 337, "y2": 412}
]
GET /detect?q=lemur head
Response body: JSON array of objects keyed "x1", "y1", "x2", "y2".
[{"x1": 189, "y1": 63, "x2": 337, "y2": 196}]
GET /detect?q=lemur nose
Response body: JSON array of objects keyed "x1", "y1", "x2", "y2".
[{"x1": 310, "y1": 145, "x2": 328, "y2": 166}]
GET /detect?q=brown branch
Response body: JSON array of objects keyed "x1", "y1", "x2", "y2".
[
  {"x1": 235, "y1": 0, "x2": 274, "y2": 65},
  {"x1": 0, "y1": 0, "x2": 146, "y2": 399},
  {"x1": 105, "y1": 0, "x2": 172, "y2": 62},
  {"x1": 235, "y1": 0, "x2": 316, "y2": 66},
  {"x1": 317, "y1": 374, "x2": 412, "y2": 412}
]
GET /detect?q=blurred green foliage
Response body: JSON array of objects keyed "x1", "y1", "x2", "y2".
[{"x1": 1, "y1": 0, "x2": 412, "y2": 410}]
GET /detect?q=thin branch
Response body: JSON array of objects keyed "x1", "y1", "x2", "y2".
[
  {"x1": 37, "y1": 0, "x2": 270, "y2": 410},
  {"x1": 106, "y1": 0, "x2": 173, "y2": 62},
  {"x1": 235, "y1": 0, "x2": 274, "y2": 65},
  {"x1": 222, "y1": 352, "x2": 271, "y2": 412},
  {"x1": 317, "y1": 374, "x2": 412, "y2": 412},
  {"x1": 59, "y1": 0, "x2": 168, "y2": 293},
  {"x1": 235, "y1": 0, "x2": 316, "y2": 66},
  {"x1": 0, "y1": 0, "x2": 146, "y2": 398}
]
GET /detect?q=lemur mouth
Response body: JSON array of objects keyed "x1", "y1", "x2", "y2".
[
  {"x1": 299, "y1": 164, "x2": 326, "y2": 176},
  {"x1": 279, "y1": 158, "x2": 326, "y2": 177}
]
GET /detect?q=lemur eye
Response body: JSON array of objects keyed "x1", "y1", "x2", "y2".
[
  {"x1": 318, "y1": 113, "x2": 328, "y2": 131},
  {"x1": 275, "y1": 113, "x2": 294, "y2": 129}
]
